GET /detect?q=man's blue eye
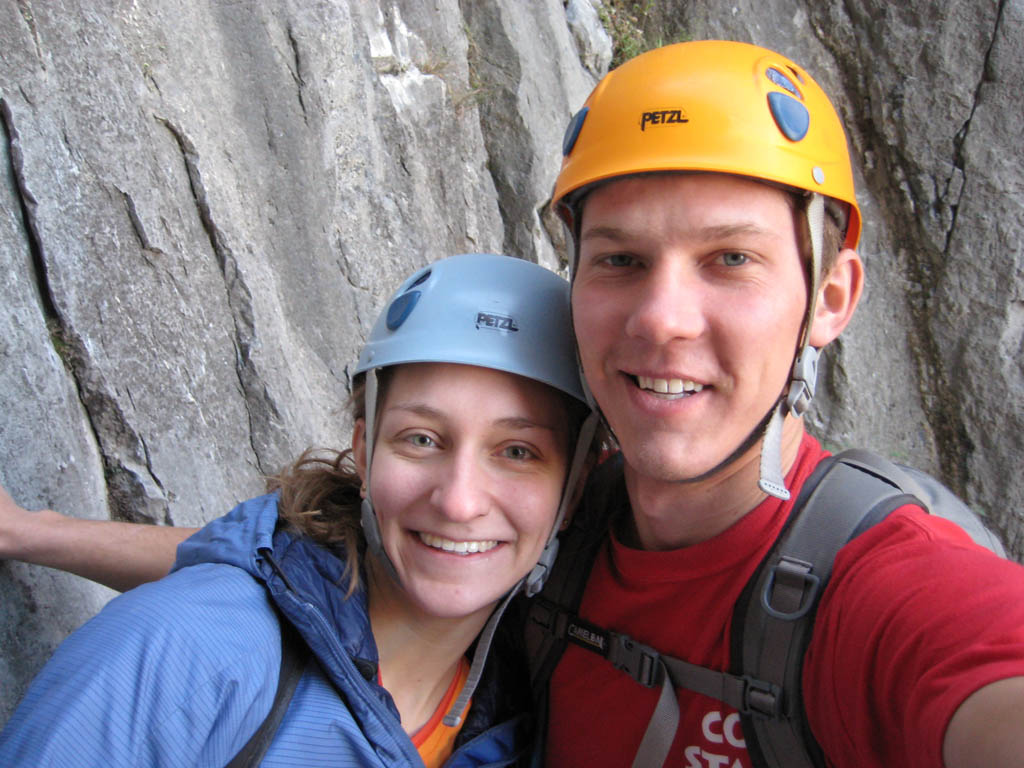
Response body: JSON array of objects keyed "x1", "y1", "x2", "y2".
[
  {"x1": 722, "y1": 252, "x2": 748, "y2": 267},
  {"x1": 607, "y1": 254, "x2": 634, "y2": 267},
  {"x1": 409, "y1": 434, "x2": 434, "y2": 448}
]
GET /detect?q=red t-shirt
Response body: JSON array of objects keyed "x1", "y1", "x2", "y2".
[{"x1": 546, "y1": 433, "x2": 1024, "y2": 767}]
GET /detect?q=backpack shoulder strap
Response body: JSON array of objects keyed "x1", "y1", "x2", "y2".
[
  {"x1": 226, "y1": 616, "x2": 310, "y2": 768},
  {"x1": 524, "y1": 453, "x2": 625, "y2": 760},
  {"x1": 525, "y1": 452, "x2": 625, "y2": 688},
  {"x1": 732, "y1": 449, "x2": 925, "y2": 768}
]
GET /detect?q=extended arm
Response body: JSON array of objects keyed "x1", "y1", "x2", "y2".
[
  {"x1": 804, "y1": 506, "x2": 1024, "y2": 767},
  {"x1": 943, "y1": 676, "x2": 1024, "y2": 767},
  {"x1": 0, "y1": 482, "x2": 196, "y2": 592}
]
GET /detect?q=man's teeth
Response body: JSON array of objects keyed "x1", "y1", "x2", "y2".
[
  {"x1": 419, "y1": 532, "x2": 499, "y2": 555},
  {"x1": 636, "y1": 376, "x2": 704, "y2": 394}
]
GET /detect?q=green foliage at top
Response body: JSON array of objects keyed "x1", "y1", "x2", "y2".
[{"x1": 597, "y1": 1, "x2": 691, "y2": 69}]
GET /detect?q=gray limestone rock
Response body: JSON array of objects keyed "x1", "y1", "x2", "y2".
[
  {"x1": 0, "y1": 0, "x2": 592, "y2": 721},
  {"x1": 566, "y1": 0, "x2": 614, "y2": 78},
  {"x1": 1, "y1": 0, "x2": 1022, "y2": 725}
]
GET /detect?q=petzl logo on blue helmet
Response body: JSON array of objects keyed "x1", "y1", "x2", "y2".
[{"x1": 476, "y1": 312, "x2": 519, "y2": 332}]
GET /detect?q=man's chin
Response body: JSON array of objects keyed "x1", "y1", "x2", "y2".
[{"x1": 619, "y1": 439, "x2": 718, "y2": 485}]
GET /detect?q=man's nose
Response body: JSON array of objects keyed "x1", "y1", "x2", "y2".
[{"x1": 623, "y1": 264, "x2": 707, "y2": 344}]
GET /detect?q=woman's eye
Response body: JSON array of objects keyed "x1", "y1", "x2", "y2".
[{"x1": 721, "y1": 251, "x2": 749, "y2": 267}]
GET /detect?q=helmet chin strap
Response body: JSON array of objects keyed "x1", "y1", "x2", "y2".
[
  {"x1": 524, "y1": 409, "x2": 600, "y2": 596},
  {"x1": 758, "y1": 192, "x2": 825, "y2": 500},
  {"x1": 360, "y1": 368, "x2": 403, "y2": 585}
]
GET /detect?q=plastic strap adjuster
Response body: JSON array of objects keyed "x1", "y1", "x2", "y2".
[
  {"x1": 741, "y1": 676, "x2": 782, "y2": 718},
  {"x1": 606, "y1": 632, "x2": 664, "y2": 688},
  {"x1": 529, "y1": 598, "x2": 558, "y2": 631}
]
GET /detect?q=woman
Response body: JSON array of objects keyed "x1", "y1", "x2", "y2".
[{"x1": 0, "y1": 253, "x2": 599, "y2": 767}]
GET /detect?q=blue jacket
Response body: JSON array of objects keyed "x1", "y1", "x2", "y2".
[{"x1": 0, "y1": 494, "x2": 531, "y2": 766}]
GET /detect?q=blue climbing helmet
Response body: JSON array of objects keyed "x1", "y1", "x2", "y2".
[{"x1": 355, "y1": 252, "x2": 586, "y2": 403}]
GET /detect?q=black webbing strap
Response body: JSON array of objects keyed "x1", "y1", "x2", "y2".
[
  {"x1": 226, "y1": 618, "x2": 310, "y2": 768},
  {"x1": 559, "y1": 613, "x2": 766, "y2": 711},
  {"x1": 524, "y1": 454, "x2": 625, "y2": 760},
  {"x1": 526, "y1": 454, "x2": 625, "y2": 686}
]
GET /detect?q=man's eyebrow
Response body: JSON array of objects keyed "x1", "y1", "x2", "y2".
[
  {"x1": 693, "y1": 222, "x2": 780, "y2": 240},
  {"x1": 581, "y1": 222, "x2": 781, "y2": 243},
  {"x1": 579, "y1": 224, "x2": 631, "y2": 243}
]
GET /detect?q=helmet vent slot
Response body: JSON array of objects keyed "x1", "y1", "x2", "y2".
[{"x1": 766, "y1": 67, "x2": 802, "y2": 98}]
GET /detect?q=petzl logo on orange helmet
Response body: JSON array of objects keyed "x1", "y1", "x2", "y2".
[{"x1": 639, "y1": 108, "x2": 689, "y2": 131}]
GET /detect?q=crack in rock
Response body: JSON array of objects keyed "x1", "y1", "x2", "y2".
[
  {"x1": 156, "y1": 115, "x2": 280, "y2": 473},
  {"x1": 2, "y1": 99, "x2": 165, "y2": 520}
]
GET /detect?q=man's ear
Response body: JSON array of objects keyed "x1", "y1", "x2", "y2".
[
  {"x1": 808, "y1": 248, "x2": 864, "y2": 348},
  {"x1": 352, "y1": 418, "x2": 368, "y2": 485}
]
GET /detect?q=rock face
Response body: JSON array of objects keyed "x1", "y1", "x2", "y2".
[{"x1": 0, "y1": 0, "x2": 1020, "y2": 722}]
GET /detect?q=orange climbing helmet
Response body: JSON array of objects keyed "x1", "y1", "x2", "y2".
[{"x1": 553, "y1": 39, "x2": 861, "y2": 249}]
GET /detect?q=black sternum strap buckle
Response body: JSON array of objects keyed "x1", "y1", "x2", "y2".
[
  {"x1": 563, "y1": 616, "x2": 664, "y2": 688},
  {"x1": 605, "y1": 631, "x2": 664, "y2": 688}
]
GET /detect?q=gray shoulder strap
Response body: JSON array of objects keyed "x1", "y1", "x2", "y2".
[
  {"x1": 525, "y1": 454, "x2": 624, "y2": 691},
  {"x1": 733, "y1": 450, "x2": 915, "y2": 768}
]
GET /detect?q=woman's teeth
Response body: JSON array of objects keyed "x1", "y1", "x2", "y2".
[{"x1": 419, "y1": 532, "x2": 499, "y2": 555}]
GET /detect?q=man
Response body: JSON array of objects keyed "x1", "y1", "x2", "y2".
[{"x1": 540, "y1": 40, "x2": 1024, "y2": 767}]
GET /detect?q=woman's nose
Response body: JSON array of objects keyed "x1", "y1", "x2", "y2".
[{"x1": 429, "y1": 453, "x2": 488, "y2": 522}]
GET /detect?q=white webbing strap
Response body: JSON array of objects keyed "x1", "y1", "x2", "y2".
[
  {"x1": 758, "y1": 400, "x2": 791, "y2": 501},
  {"x1": 442, "y1": 579, "x2": 522, "y2": 726},
  {"x1": 758, "y1": 193, "x2": 826, "y2": 501},
  {"x1": 798, "y1": 193, "x2": 824, "y2": 353}
]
